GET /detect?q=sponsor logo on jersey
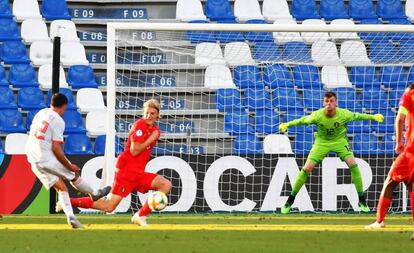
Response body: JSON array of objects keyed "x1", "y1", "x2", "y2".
[{"x1": 334, "y1": 122, "x2": 340, "y2": 128}]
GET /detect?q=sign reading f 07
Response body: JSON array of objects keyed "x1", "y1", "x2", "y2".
[{"x1": 70, "y1": 8, "x2": 148, "y2": 19}]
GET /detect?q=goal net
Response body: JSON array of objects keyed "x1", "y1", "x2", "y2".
[{"x1": 105, "y1": 22, "x2": 414, "y2": 213}]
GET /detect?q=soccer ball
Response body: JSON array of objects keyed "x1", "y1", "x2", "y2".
[{"x1": 147, "y1": 191, "x2": 168, "y2": 211}]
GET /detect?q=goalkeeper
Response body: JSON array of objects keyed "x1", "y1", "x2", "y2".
[{"x1": 279, "y1": 91, "x2": 384, "y2": 214}]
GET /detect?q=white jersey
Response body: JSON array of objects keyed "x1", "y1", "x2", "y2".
[{"x1": 25, "y1": 108, "x2": 65, "y2": 164}]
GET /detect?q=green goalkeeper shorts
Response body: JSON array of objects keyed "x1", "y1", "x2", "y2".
[{"x1": 307, "y1": 139, "x2": 354, "y2": 165}]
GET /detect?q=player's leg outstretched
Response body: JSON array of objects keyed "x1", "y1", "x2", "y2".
[
  {"x1": 53, "y1": 179, "x2": 83, "y2": 229},
  {"x1": 69, "y1": 175, "x2": 112, "y2": 201},
  {"x1": 344, "y1": 157, "x2": 370, "y2": 212}
]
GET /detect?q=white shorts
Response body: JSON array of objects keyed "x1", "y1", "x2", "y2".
[{"x1": 30, "y1": 158, "x2": 76, "y2": 190}]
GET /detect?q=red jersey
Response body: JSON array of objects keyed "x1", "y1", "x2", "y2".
[{"x1": 400, "y1": 89, "x2": 414, "y2": 152}]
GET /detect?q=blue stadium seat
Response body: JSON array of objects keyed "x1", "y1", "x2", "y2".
[
  {"x1": 67, "y1": 65, "x2": 99, "y2": 89},
  {"x1": 319, "y1": 0, "x2": 349, "y2": 20},
  {"x1": 234, "y1": 134, "x2": 263, "y2": 154},
  {"x1": 282, "y1": 42, "x2": 312, "y2": 63},
  {"x1": 215, "y1": 88, "x2": 245, "y2": 113},
  {"x1": 253, "y1": 42, "x2": 282, "y2": 63},
  {"x1": 272, "y1": 87, "x2": 303, "y2": 112},
  {"x1": 360, "y1": 88, "x2": 388, "y2": 110},
  {"x1": 254, "y1": 110, "x2": 279, "y2": 134},
  {"x1": 377, "y1": 0, "x2": 405, "y2": 19},
  {"x1": 379, "y1": 66, "x2": 408, "y2": 89},
  {"x1": 0, "y1": 0, "x2": 12, "y2": 18},
  {"x1": 62, "y1": 110, "x2": 87, "y2": 134},
  {"x1": 18, "y1": 87, "x2": 46, "y2": 110},
  {"x1": 263, "y1": 64, "x2": 293, "y2": 88},
  {"x1": 388, "y1": 19, "x2": 414, "y2": 42},
  {"x1": 352, "y1": 133, "x2": 382, "y2": 154},
  {"x1": 371, "y1": 109, "x2": 396, "y2": 133},
  {"x1": 233, "y1": 65, "x2": 264, "y2": 89},
  {"x1": 381, "y1": 134, "x2": 395, "y2": 154},
  {"x1": 282, "y1": 109, "x2": 315, "y2": 133},
  {"x1": 0, "y1": 109, "x2": 26, "y2": 133},
  {"x1": 0, "y1": 87, "x2": 17, "y2": 109},
  {"x1": 398, "y1": 41, "x2": 414, "y2": 63},
  {"x1": 47, "y1": 88, "x2": 77, "y2": 110},
  {"x1": 184, "y1": 20, "x2": 217, "y2": 43},
  {"x1": 388, "y1": 88, "x2": 404, "y2": 108},
  {"x1": 205, "y1": 0, "x2": 235, "y2": 21},
  {"x1": 302, "y1": 89, "x2": 325, "y2": 110},
  {"x1": 348, "y1": 120, "x2": 372, "y2": 134},
  {"x1": 9, "y1": 64, "x2": 38, "y2": 88},
  {"x1": 0, "y1": 137, "x2": 3, "y2": 153},
  {"x1": 0, "y1": 65, "x2": 9, "y2": 86},
  {"x1": 332, "y1": 87, "x2": 362, "y2": 111},
  {"x1": 64, "y1": 134, "x2": 93, "y2": 155},
  {"x1": 41, "y1": 0, "x2": 71, "y2": 20},
  {"x1": 408, "y1": 65, "x2": 414, "y2": 84},
  {"x1": 1, "y1": 41, "x2": 30, "y2": 64},
  {"x1": 358, "y1": 19, "x2": 388, "y2": 42},
  {"x1": 224, "y1": 112, "x2": 255, "y2": 135},
  {"x1": 94, "y1": 135, "x2": 123, "y2": 155},
  {"x1": 243, "y1": 88, "x2": 272, "y2": 111},
  {"x1": 294, "y1": 132, "x2": 314, "y2": 154},
  {"x1": 26, "y1": 110, "x2": 39, "y2": 130},
  {"x1": 244, "y1": 19, "x2": 273, "y2": 42},
  {"x1": 0, "y1": 18, "x2": 20, "y2": 41},
  {"x1": 369, "y1": 41, "x2": 400, "y2": 64},
  {"x1": 349, "y1": 0, "x2": 377, "y2": 20},
  {"x1": 291, "y1": 0, "x2": 320, "y2": 20},
  {"x1": 214, "y1": 20, "x2": 245, "y2": 43},
  {"x1": 349, "y1": 66, "x2": 380, "y2": 89},
  {"x1": 292, "y1": 65, "x2": 323, "y2": 89}
]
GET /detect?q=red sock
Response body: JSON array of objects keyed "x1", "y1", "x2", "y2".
[
  {"x1": 70, "y1": 197, "x2": 93, "y2": 209},
  {"x1": 410, "y1": 192, "x2": 414, "y2": 222},
  {"x1": 376, "y1": 196, "x2": 392, "y2": 223},
  {"x1": 138, "y1": 201, "x2": 152, "y2": 217}
]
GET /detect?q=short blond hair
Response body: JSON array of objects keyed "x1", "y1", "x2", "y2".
[{"x1": 143, "y1": 99, "x2": 160, "y2": 118}]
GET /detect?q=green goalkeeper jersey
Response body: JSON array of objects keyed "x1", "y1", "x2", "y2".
[{"x1": 286, "y1": 108, "x2": 376, "y2": 143}]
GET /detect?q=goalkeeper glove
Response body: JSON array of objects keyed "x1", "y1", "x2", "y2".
[
  {"x1": 279, "y1": 123, "x2": 289, "y2": 133},
  {"x1": 373, "y1": 114, "x2": 384, "y2": 123}
]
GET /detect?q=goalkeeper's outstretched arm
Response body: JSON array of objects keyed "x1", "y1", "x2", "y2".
[
  {"x1": 279, "y1": 115, "x2": 312, "y2": 132},
  {"x1": 351, "y1": 112, "x2": 384, "y2": 123}
]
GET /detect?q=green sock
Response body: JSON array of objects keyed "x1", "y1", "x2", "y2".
[
  {"x1": 291, "y1": 169, "x2": 309, "y2": 196},
  {"x1": 349, "y1": 164, "x2": 363, "y2": 196}
]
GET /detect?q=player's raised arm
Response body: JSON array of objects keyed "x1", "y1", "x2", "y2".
[
  {"x1": 279, "y1": 114, "x2": 314, "y2": 133},
  {"x1": 349, "y1": 111, "x2": 384, "y2": 123}
]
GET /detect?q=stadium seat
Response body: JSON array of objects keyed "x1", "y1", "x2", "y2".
[
  {"x1": 94, "y1": 135, "x2": 123, "y2": 155},
  {"x1": 0, "y1": 87, "x2": 17, "y2": 109},
  {"x1": 387, "y1": 19, "x2": 414, "y2": 42},
  {"x1": 407, "y1": 0, "x2": 414, "y2": 22},
  {"x1": 381, "y1": 134, "x2": 395, "y2": 154},
  {"x1": 176, "y1": 0, "x2": 207, "y2": 21},
  {"x1": 234, "y1": 0, "x2": 264, "y2": 21},
  {"x1": 0, "y1": 18, "x2": 20, "y2": 41},
  {"x1": 21, "y1": 19, "x2": 50, "y2": 43},
  {"x1": 294, "y1": 132, "x2": 314, "y2": 154},
  {"x1": 67, "y1": 65, "x2": 98, "y2": 89},
  {"x1": 398, "y1": 41, "x2": 414, "y2": 63},
  {"x1": 379, "y1": 66, "x2": 408, "y2": 89},
  {"x1": 9, "y1": 64, "x2": 38, "y2": 88},
  {"x1": 0, "y1": 109, "x2": 26, "y2": 133},
  {"x1": 26, "y1": 109, "x2": 39, "y2": 129},
  {"x1": 319, "y1": 0, "x2": 349, "y2": 20},
  {"x1": 17, "y1": 87, "x2": 46, "y2": 110},
  {"x1": 62, "y1": 110, "x2": 87, "y2": 134},
  {"x1": 332, "y1": 87, "x2": 361, "y2": 111},
  {"x1": 224, "y1": 112, "x2": 255, "y2": 135},
  {"x1": 348, "y1": 119, "x2": 372, "y2": 134},
  {"x1": 5, "y1": 133, "x2": 28, "y2": 154},
  {"x1": 291, "y1": 0, "x2": 320, "y2": 20},
  {"x1": 360, "y1": 88, "x2": 388, "y2": 110},
  {"x1": 41, "y1": 0, "x2": 71, "y2": 20},
  {"x1": 340, "y1": 41, "x2": 371, "y2": 65},
  {"x1": 0, "y1": 0, "x2": 12, "y2": 18},
  {"x1": 302, "y1": 89, "x2": 325, "y2": 110},
  {"x1": 388, "y1": 88, "x2": 404, "y2": 108},
  {"x1": 311, "y1": 41, "x2": 341, "y2": 65},
  {"x1": 292, "y1": 65, "x2": 324, "y2": 89},
  {"x1": 50, "y1": 20, "x2": 79, "y2": 42},
  {"x1": 64, "y1": 134, "x2": 94, "y2": 155},
  {"x1": 262, "y1": 0, "x2": 292, "y2": 21},
  {"x1": 253, "y1": 42, "x2": 282, "y2": 63},
  {"x1": 205, "y1": 0, "x2": 235, "y2": 21},
  {"x1": 1, "y1": 41, "x2": 30, "y2": 64},
  {"x1": 282, "y1": 109, "x2": 311, "y2": 133},
  {"x1": 321, "y1": 65, "x2": 352, "y2": 89},
  {"x1": 329, "y1": 19, "x2": 360, "y2": 40},
  {"x1": 233, "y1": 134, "x2": 263, "y2": 154},
  {"x1": 0, "y1": 65, "x2": 8, "y2": 86},
  {"x1": 377, "y1": 0, "x2": 405, "y2": 19},
  {"x1": 244, "y1": 19, "x2": 273, "y2": 42},
  {"x1": 47, "y1": 88, "x2": 77, "y2": 109},
  {"x1": 369, "y1": 41, "x2": 400, "y2": 64},
  {"x1": 349, "y1": 66, "x2": 380, "y2": 89},
  {"x1": 12, "y1": 0, "x2": 42, "y2": 21},
  {"x1": 263, "y1": 134, "x2": 293, "y2": 154},
  {"x1": 352, "y1": 133, "x2": 382, "y2": 154},
  {"x1": 349, "y1": 0, "x2": 377, "y2": 20},
  {"x1": 254, "y1": 110, "x2": 279, "y2": 134},
  {"x1": 273, "y1": 19, "x2": 303, "y2": 44},
  {"x1": 195, "y1": 42, "x2": 226, "y2": 66},
  {"x1": 357, "y1": 19, "x2": 388, "y2": 42},
  {"x1": 272, "y1": 87, "x2": 303, "y2": 111},
  {"x1": 215, "y1": 88, "x2": 245, "y2": 112},
  {"x1": 205, "y1": 65, "x2": 236, "y2": 89},
  {"x1": 76, "y1": 88, "x2": 106, "y2": 113},
  {"x1": 233, "y1": 65, "x2": 264, "y2": 89},
  {"x1": 407, "y1": 65, "x2": 414, "y2": 83},
  {"x1": 60, "y1": 42, "x2": 89, "y2": 66},
  {"x1": 282, "y1": 41, "x2": 312, "y2": 63},
  {"x1": 0, "y1": 138, "x2": 3, "y2": 153},
  {"x1": 263, "y1": 64, "x2": 294, "y2": 88},
  {"x1": 371, "y1": 109, "x2": 396, "y2": 134},
  {"x1": 213, "y1": 20, "x2": 245, "y2": 43},
  {"x1": 243, "y1": 88, "x2": 272, "y2": 111},
  {"x1": 301, "y1": 19, "x2": 330, "y2": 43},
  {"x1": 30, "y1": 41, "x2": 53, "y2": 66},
  {"x1": 86, "y1": 110, "x2": 107, "y2": 136},
  {"x1": 184, "y1": 20, "x2": 216, "y2": 43},
  {"x1": 38, "y1": 64, "x2": 68, "y2": 90},
  {"x1": 224, "y1": 42, "x2": 255, "y2": 66}
]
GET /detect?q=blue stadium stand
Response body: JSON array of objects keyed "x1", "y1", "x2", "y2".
[
  {"x1": 41, "y1": 0, "x2": 71, "y2": 20},
  {"x1": 233, "y1": 134, "x2": 263, "y2": 154},
  {"x1": 233, "y1": 65, "x2": 264, "y2": 89},
  {"x1": 62, "y1": 110, "x2": 87, "y2": 134},
  {"x1": 358, "y1": 19, "x2": 388, "y2": 42},
  {"x1": 9, "y1": 64, "x2": 38, "y2": 88},
  {"x1": 0, "y1": 65, "x2": 9, "y2": 86},
  {"x1": 398, "y1": 41, "x2": 414, "y2": 63},
  {"x1": 294, "y1": 132, "x2": 314, "y2": 154},
  {"x1": 0, "y1": 138, "x2": 3, "y2": 153},
  {"x1": 291, "y1": 0, "x2": 320, "y2": 20},
  {"x1": 371, "y1": 109, "x2": 396, "y2": 133},
  {"x1": 292, "y1": 65, "x2": 323, "y2": 89},
  {"x1": 381, "y1": 134, "x2": 395, "y2": 154},
  {"x1": 253, "y1": 42, "x2": 282, "y2": 63},
  {"x1": 379, "y1": 66, "x2": 408, "y2": 89},
  {"x1": 67, "y1": 65, "x2": 99, "y2": 89},
  {"x1": 348, "y1": 120, "x2": 372, "y2": 134},
  {"x1": 388, "y1": 88, "x2": 404, "y2": 108},
  {"x1": 0, "y1": 0, "x2": 12, "y2": 18},
  {"x1": 214, "y1": 20, "x2": 245, "y2": 43},
  {"x1": 64, "y1": 134, "x2": 94, "y2": 155},
  {"x1": 215, "y1": 88, "x2": 245, "y2": 113},
  {"x1": 18, "y1": 87, "x2": 46, "y2": 110},
  {"x1": 282, "y1": 42, "x2": 312, "y2": 63},
  {"x1": 263, "y1": 64, "x2": 294, "y2": 89},
  {"x1": 26, "y1": 110, "x2": 39, "y2": 130},
  {"x1": 349, "y1": 66, "x2": 380, "y2": 89},
  {"x1": 272, "y1": 87, "x2": 303, "y2": 112},
  {"x1": 47, "y1": 88, "x2": 77, "y2": 110},
  {"x1": 319, "y1": 0, "x2": 349, "y2": 21},
  {"x1": 253, "y1": 110, "x2": 279, "y2": 134},
  {"x1": 244, "y1": 19, "x2": 273, "y2": 42},
  {"x1": 360, "y1": 88, "x2": 388, "y2": 110},
  {"x1": 94, "y1": 135, "x2": 123, "y2": 155},
  {"x1": 368, "y1": 41, "x2": 400, "y2": 64},
  {"x1": 0, "y1": 109, "x2": 26, "y2": 133},
  {"x1": 387, "y1": 19, "x2": 414, "y2": 42},
  {"x1": 224, "y1": 112, "x2": 255, "y2": 135},
  {"x1": 243, "y1": 88, "x2": 272, "y2": 111},
  {"x1": 352, "y1": 133, "x2": 382, "y2": 154},
  {"x1": 1, "y1": 41, "x2": 30, "y2": 64},
  {"x1": 205, "y1": 0, "x2": 235, "y2": 21},
  {"x1": 332, "y1": 87, "x2": 362, "y2": 111},
  {"x1": 0, "y1": 18, "x2": 20, "y2": 41},
  {"x1": 302, "y1": 89, "x2": 325, "y2": 111},
  {"x1": 0, "y1": 87, "x2": 17, "y2": 109},
  {"x1": 349, "y1": 0, "x2": 377, "y2": 20},
  {"x1": 184, "y1": 20, "x2": 217, "y2": 43},
  {"x1": 376, "y1": 0, "x2": 406, "y2": 20}
]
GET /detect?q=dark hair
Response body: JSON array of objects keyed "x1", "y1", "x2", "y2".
[
  {"x1": 324, "y1": 91, "x2": 337, "y2": 99},
  {"x1": 51, "y1": 93, "x2": 68, "y2": 108},
  {"x1": 408, "y1": 84, "x2": 414, "y2": 89}
]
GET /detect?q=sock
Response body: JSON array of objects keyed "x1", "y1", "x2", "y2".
[
  {"x1": 291, "y1": 169, "x2": 309, "y2": 196},
  {"x1": 376, "y1": 196, "x2": 392, "y2": 223},
  {"x1": 70, "y1": 197, "x2": 93, "y2": 209},
  {"x1": 349, "y1": 164, "x2": 363, "y2": 196},
  {"x1": 138, "y1": 201, "x2": 152, "y2": 217},
  {"x1": 71, "y1": 177, "x2": 98, "y2": 195},
  {"x1": 410, "y1": 192, "x2": 414, "y2": 222},
  {"x1": 58, "y1": 191, "x2": 74, "y2": 218}
]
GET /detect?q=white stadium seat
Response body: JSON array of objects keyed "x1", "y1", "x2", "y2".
[
  {"x1": 195, "y1": 42, "x2": 226, "y2": 66},
  {"x1": 262, "y1": 0, "x2": 292, "y2": 21},
  {"x1": 21, "y1": 19, "x2": 50, "y2": 44},
  {"x1": 330, "y1": 19, "x2": 360, "y2": 40},
  {"x1": 263, "y1": 134, "x2": 293, "y2": 154},
  {"x1": 12, "y1": 0, "x2": 42, "y2": 21},
  {"x1": 301, "y1": 19, "x2": 330, "y2": 43},
  {"x1": 340, "y1": 40, "x2": 371, "y2": 65},
  {"x1": 224, "y1": 42, "x2": 255, "y2": 66},
  {"x1": 30, "y1": 41, "x2": 53, "y2": 66},
  {"x1": 86, "y1": 110, "x2": 107, "y2": 136},
  {"x1": 176, "y1": 0, "x2": 207, "y2": 21},
  {"x1": 204, "y1": 65, "x2": 236, "y2": 89},
  {"x1": 406, "y1": 0, "x2": 414, "y2": 22},
  {"x1": 273, "y1": 19, "x2": 303, "y2": 44},
  {"x1": 234, "y1": 0, "x2": 264, "y2": 21},
  {"x1": 60, "y1": 42, "x2": 89, "y2": 66},
  {"x1": 50, "y1": 20, "x2": 80, "y2": 42},
  {"x1": 311, "y1": 41, "x2": 341, "y2": 65},
  {"x1": 76, "y1": 88, "x2": 106, "y2": 113},
  {"x1": 321, "y1": 65, "x2": 352, "y2": 89},
  {"x1": 38, "y1": 64, "x2": 68, "y2": 90},
  {"x1": 5, "y1": 133, "x2": 29, "y2": 154}
]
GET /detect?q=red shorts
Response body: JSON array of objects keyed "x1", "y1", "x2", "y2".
[
  {"x1": 389, "y1": 151, "x2": 414, "y2": 183},
  {"x1": 111, "y1": 171, "x2": 157, "y2": 197}
]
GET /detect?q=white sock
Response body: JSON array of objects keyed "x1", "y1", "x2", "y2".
[
  {"x1": 58, "y1": 191, "x2": 74, "y2": 218},
  {"x1": 71, "y1": 177, "x2": 98, "y2": 195}
]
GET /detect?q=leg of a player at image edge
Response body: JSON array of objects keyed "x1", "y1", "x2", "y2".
[{"x1": 54, "y1": 178, "x2": 83, "y2": 229}]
